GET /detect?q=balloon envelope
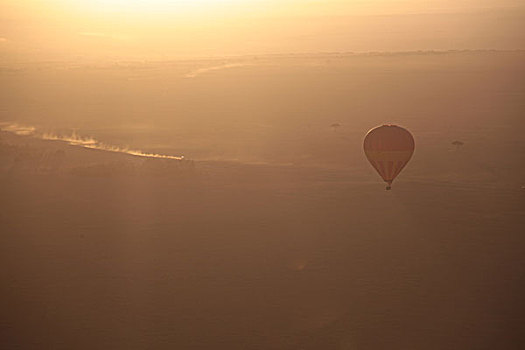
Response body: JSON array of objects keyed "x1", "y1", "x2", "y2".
[{"x1": 363, "y1": 125, "x2": 415, "y2": 187}]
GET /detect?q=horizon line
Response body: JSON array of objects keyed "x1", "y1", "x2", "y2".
[{"x1": 2, "y1": 48, "x2": 524, "y2": 66}]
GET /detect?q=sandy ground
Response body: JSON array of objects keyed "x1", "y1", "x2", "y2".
[{"x1": 1, "y1": 51, "x2": 524, "y2": 349}]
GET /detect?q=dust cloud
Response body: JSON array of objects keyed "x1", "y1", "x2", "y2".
[{"x1": 1, "y1": 123, "x2": 184, "y2": 160}]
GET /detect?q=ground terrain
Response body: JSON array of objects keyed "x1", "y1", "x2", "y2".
[{"x1": 1, "y1": 51, "x2": 524, "y2": 349}]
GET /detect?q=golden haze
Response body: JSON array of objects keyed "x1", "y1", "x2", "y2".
[{"x1": 1, "y1": 0, "x2": 524, "y2": 61}]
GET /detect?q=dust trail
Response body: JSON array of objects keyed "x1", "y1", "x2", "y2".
[
  {"x1": 184, "y1": 63, "x2": 251, "y2": 78},
  {"x1": 0, "y1": 123, "x2": 36, "y2": 136},
  {"x1": 1, "y1": 123, "x2": 184, "y2": 160}
]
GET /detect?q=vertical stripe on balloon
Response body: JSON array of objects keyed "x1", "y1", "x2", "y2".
[{"x1": 387, "y1": 161, "x2": 394, "y2": 180}]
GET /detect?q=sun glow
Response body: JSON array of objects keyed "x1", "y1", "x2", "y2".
[
  {"x1": 70, "y1": 0, "x2": 258, "y2": 14},
  {"x1": 3, "y1": 0, "x2": 523, "y2": 61}
]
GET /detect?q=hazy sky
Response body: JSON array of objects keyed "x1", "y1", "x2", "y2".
[{"x1": 1, "y1": 0, "x2": 524, "y2": 61}]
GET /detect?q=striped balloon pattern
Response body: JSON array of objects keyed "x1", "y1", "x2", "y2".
[{"x1": 363, "y1": 125, "x2": 415, "y2": 190}]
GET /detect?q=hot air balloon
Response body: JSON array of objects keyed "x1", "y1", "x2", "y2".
[{"x1": 363, "y1": 124, "x2": 415, "y2": 190}]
